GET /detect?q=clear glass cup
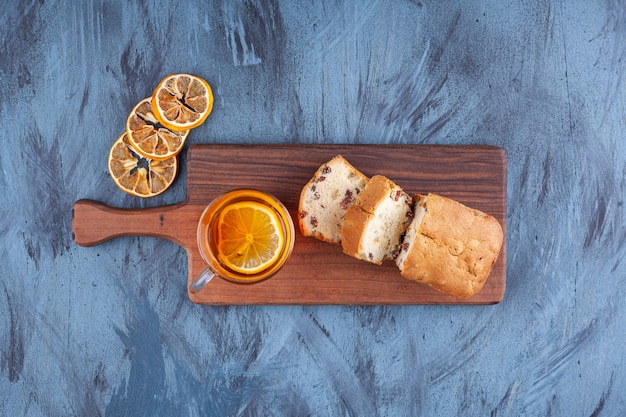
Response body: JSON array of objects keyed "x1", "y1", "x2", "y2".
[{"x1": 190, "y1": 189, "x2": 295, "y2": 292}]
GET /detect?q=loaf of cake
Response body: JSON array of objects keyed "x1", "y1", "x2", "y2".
[
  {"x1": 298, "y1": 155, "x2": 369, "y2": 244},
  {"x1": 341, "y1": 175, "x2": 413, "y2": 264},
  {"x1": 298, "y1": 156, "x2": 503, "y2": 299},
  {"x1": 395, "y1": 193, "x2": 503, "y2": 298}
]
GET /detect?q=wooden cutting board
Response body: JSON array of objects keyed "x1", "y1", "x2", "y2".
[{"x1": 72, "y1": 144, "x2": 507, "y2": 305}]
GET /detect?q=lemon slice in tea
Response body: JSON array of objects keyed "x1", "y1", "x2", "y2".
[{"x1": 217, "y1": 201, "x2": 284, "y2": 274}]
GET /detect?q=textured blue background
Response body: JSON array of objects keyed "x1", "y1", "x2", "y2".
[{"x1": 1, "y1": 1, "x2": 625, "y2": 416}]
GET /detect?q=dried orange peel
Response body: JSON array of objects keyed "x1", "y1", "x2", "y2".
[
  {"x1": 108, "y1": 73, "x2": 213, "y2": 197},
  {"x1": 108, "y1": 133, "x2": 178, "y2": 198},
  {"x1": 126, "y1": 97, "x2": 189, "y2": 161},
  {"x1": 151, "y1": 74, "x2": 213, "y2": 131}
]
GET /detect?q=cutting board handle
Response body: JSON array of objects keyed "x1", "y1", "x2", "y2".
[{"x1": 72, "y1": 199, "x2": 192, "y2": 248}]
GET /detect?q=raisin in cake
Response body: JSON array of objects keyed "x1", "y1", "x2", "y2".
[
  {"x1": 298, "y1": 155, "x2": 369, "y2": 244},
  {"x1": 341, "y1": 175, "x2": 413, "y2": 264},
  {"x1": 395, "y1": 193, "x2": 503, "y2": 298}
]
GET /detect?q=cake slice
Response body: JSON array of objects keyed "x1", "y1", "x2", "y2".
[
  {"x1": 341, "y1": 175, "x2": 413, "y2": 264},
  {"x1": 395, "y1": 193, "x2": 503, "y2": 298},
  {"x1": 298, "y1": 155, "x2": 369, "y2": 244}
]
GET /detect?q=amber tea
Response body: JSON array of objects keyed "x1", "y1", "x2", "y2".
[{"x1": 195, "y1": 189, "x2": 295, "y2": 287}]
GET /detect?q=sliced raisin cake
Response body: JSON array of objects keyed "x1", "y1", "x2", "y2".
[
  {"x1": 298, "y1": 155, "x2": 369, "y2": 244},
  {"x1": 341, "y1": 175, "x2": 413, "y2": 264}
]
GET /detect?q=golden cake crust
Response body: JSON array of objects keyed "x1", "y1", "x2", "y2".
[{"x1": 398, "y1": 193, "x2": 503, "y2": 298}]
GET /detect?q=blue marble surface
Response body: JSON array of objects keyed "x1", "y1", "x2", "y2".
[{"x1": 1, "y1": 1, "x2": 625, "y2": 415}]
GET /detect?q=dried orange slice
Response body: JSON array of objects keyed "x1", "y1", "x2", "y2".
[
  {"x1": 217, "y1": 201, "x2": 284, "y2": 274},
  {"x1": 151, "y1": 74, "x2": 213, "y2": 131},
  {"x1": 126, "y1": 98, "x2": 189, "y2": 161},
  {"x1": 108, "y1": 132, "x2": 178, "y2": 198}
]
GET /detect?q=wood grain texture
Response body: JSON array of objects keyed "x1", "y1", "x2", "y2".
[{"x1": 72, "y1": 144, "x2": 506, "y2": 305}]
